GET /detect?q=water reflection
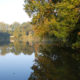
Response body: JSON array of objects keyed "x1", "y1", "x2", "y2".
[
  {"x1": 29, "y1": 43, "x2": 80, "y2": 80},
  {"x1": 0, "y1": 41, "x2": 80, "y2": 80},
  {"x1": 0, "y1": 41, "x2": 34, "y2": 56},
  {"x1": 0, "y1": 40, "x2": 35, "y2": 80}
]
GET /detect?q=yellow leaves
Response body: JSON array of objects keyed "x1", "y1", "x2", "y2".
[
  {"x1": 78, "y1": 32, "x2": 80, "y2": 36},
  {"x1": 50, "y1": 18, "x2": 56, "y2": 24},
  {"x1": 37, "y1": 13, "x2": 41, "y2": 19},
  {"x1": 44, "y1": 18, "x2": 49, "y2": 24},
  {"x1": 33, "y1": 17, "x2": 57, "y2": 37},
  {"x1": 33, "y1": 22, "x2": 49, "y2": 37},
  {"x1": 31, "y1": 0, "x2": 36, "y2": 4},
  {"x1": 56, "y1": 1, "x2": 74, "y2": 10}
]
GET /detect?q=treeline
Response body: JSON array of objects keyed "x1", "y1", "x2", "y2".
[
  {"x1": 24, "y1": 0, "x2": 80, "y2": 48},
  {"x1": 0, "y1": 22, "x2": 33, "y2": 40}
]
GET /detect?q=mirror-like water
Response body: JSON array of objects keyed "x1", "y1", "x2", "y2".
[
  {"x1": 0, "y1": 53, "x2": 34, "y2": 80},
  {"x1": 0, "y1": 40, "x2": 35, "y2": 80},
  {"x1": 0, "y1": 40, "x2": 80, "y2": 80}
]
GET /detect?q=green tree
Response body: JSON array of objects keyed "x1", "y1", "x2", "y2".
[{"x1": 24, "y1": 0, "x2": 80, "y2": 48}]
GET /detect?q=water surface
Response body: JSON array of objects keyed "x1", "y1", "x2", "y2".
[{"x1": 0, "y1": 40, "x2": 80, "y2": 80}]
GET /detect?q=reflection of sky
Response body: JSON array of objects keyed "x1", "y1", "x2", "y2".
[{"x1": 0, "y1": 53, "x2": 35, "y2": 80}]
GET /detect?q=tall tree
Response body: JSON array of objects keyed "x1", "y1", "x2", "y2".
[{"x1": 24, "y1": 0, "x2": 80, "y2": 48}]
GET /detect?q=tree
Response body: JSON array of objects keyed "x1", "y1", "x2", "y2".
[
  {"x1": 24, "y1": 0, "x2": 80, "y2": 48},
  {"x1": 24, "y1": 0, "x2": 55, "y2": 38}
]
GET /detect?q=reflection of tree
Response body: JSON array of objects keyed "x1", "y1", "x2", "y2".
[
  {"x1": 0, "y1": 46, "x2": 10, "y2": 56},
  {"x1": 0, "y1": 41, "x2": 34, "y2": 55},
  {"x1": 12, "y1": 41, "x2": 33, "y2": 55},
  {"x1": 29, "y1": 44, "x2": 80, "y2": 80}
]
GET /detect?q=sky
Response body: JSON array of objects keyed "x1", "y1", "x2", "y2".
[{"x1": 0, "y1": 0, "x2": 31, "y2": 24}]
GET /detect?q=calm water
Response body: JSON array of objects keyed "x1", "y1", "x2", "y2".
[{"x1": 0, "y1": 40, "x2": 80, "y2": 80}]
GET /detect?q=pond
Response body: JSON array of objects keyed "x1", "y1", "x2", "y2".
[{"x1": 0, "y1": 40, "x2": 80, "y2": 80}]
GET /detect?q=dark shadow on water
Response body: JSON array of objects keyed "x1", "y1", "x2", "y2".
[
  {"x1": 0, "y1": 32, "x2": 10, "y2": 46},
  {"x1": 0, "y1": 40, "x2": 10, "y2": 46},
  {"x1": 0, "y1": 32, "x2": 10, "y2": 39},
  {"x1": 28, "y1": 43, "x2": 80, "y2": 80}
]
